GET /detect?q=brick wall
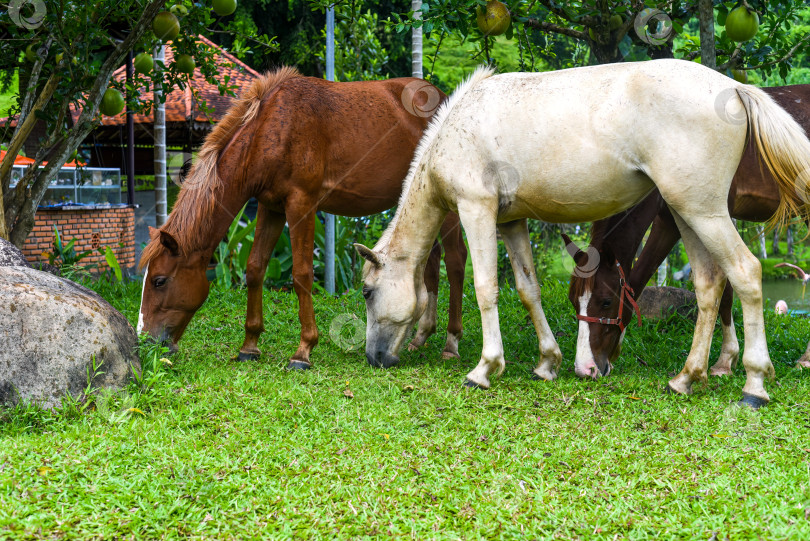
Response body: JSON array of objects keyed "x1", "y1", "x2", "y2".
[{"x1": 21, "y1": 207, "x2": 136, "y2": 271}]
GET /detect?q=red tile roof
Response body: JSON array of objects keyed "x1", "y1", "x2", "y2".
[
  {"x1": 74, "y1": 35, "x2": 260, "y2": 126},
  {"x1": 0, "y1": 150, "x2": 35, "y2": 165}
]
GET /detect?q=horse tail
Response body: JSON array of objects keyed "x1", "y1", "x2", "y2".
[{"x1": 736, "y1": 85, "x2": 810, "y2": 231}]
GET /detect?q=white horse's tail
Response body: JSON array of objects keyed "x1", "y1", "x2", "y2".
[{"x1": 736, "y1": 85, "x2": 810, "y2": 230}]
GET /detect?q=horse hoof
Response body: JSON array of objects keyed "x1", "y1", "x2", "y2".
[
  {"x1": 463, "y1": 379, "x2": 482, "y2": 389},
  {"x1": 664, "y1": 383, "x2": 678, "y2": 395},
  {"x1": 738, "y1": 393, "x2": 768, "y2": 410},
  {"x1": 237, "y1": 352, "x2": 260, "y2": 362},
  {"x1": 441, "y1": 351, "x2": 460, "y2": 360},
  {"x1": 286, "y1": 360, "x2": 312, "y2": 371}
]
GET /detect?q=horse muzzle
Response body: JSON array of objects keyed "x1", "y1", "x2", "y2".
[
  {"x1": 366, "y1": 350, "x2": 400, "y2": 369},
  {"x1": 574, "y1": 358, "x2": 611, "y2": 379},
  {"x1": 142, "y1": 326, "x2": 179, "y2": 355}
]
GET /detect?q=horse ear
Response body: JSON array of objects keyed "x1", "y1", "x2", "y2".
[
  {"x1": 160, "y1": 230, "x2": 180, "y2": 256},
  {"x1": 561, "y1": 233, "x2": 589, "y2": 267},
  {"x1": 354, "y1": 243, "x2": 381, "y2": 269},
  {"x1": 148, "y1": 226, "x2": 159, "y2": 239}
]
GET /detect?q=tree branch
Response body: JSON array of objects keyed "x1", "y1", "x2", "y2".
[
  {"x1": 536, "y1": 0, "x2": 598, "y2": 26},
  {"x1": 0, "y1": 73, "x2": 60, "y2": 197},
  {"x1": 7, "y1": 0, "x2": 170, "y2": 244},
  {"x1": 17, "y1": 38, "x2": 52, "y2": 125},
  {"x1": 737, "y1": 31, "x2": 810, "y2": 71},
  {"x1": 523, "y1": 18, "x2": 588, "y2": 40}
]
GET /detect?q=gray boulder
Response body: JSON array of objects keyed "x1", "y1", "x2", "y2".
[
  {"x1": 637, "y1": 286, "x2": 698, "y2": 322},
  {"x1": 0, "y1": 266, "x2": 140, "y2": 409},
  {"x1": 0, "y1": 237, "x2": 30, "y2": 268}
]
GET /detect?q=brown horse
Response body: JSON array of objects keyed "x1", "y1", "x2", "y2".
[
  {"x1": 568, "y1": 84, "x2": 810, "y2": 385},
  {"x1": 138, "y1": 67, "x2": 468, "y2": 369}
]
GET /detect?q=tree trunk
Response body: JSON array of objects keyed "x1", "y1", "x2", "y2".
[
  {"x1": 0, "y1": 72, "x2": 59, "y2": 238},
  {"x1": 154, "y1": 45, "x2": 167, "y2": 227},
  {"x1": 772, "y1": 227, "x2": 781, "y2": 255},
  {"x1": 412, "y1": 0, "x2": 422, "y2": 78},
  {"x1": 3, "y1": 0, "x2": 167, "y2": 247},
  {"x1": 590, "y1": 42, "x2": 624, "y2": 64},
  {"x1": 787, "y1": 224, "x2": 794, "y2": 256},
  {"x1": 698, "y1": 0, "x2": 716, "y2": 69},
  {"x1": 657, "y1": 259, "x2": 668, "y2": 286},
  {"x1": 757, "y1": 226, "x2": 767, "y2": 259}
]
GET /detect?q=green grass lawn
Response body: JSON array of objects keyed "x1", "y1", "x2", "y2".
[{"x1": 1, "y1": 277, "x2": 809, "y2": 539}]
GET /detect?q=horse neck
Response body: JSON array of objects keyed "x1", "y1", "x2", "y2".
[
  {"x1": 597, "y1": 191, "x2": 665, "y2": 270},
  {"x1": 383, "y1": 177, "x2": 447, "y2": 274},
  {"x1": 166, "y1": 176, "x2": 253, "y2": 260}
]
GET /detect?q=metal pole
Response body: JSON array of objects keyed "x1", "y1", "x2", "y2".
[
  {"x1": 324, "y1": 6, "x2": 336, "y2": 295},
  {"x1": 126, "y1": 51, "x2": 136, "y2": 206},
  {"x1": 412, "y1": 0, "x2": 422, "y2": 78},
  {"x1": 154, "y1": 45, "x2": 167, "y2": 226}
]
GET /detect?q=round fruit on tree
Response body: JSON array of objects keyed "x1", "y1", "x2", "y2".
[
  {"x1": 99, "y1": 89, "x2": 125, "y2": 117},
  {"x1": 152, "y1": 11, "x2": 180, "y2": 41},
  {"x1": 174, "y1": 54, "x2": 196, "y2": 74},
  {"x1": 170, "y1": 4, "x2": 188, "y2": 17},
  {"x1": 25, "y1": 43, "x2": 38, "y2": 62},
  {"x1": 476, "y1": 0, "x2": 510, "y2": 37},
  {"x1": 725, "y1": 6, "x2": 759, "y2": 42},
  {"x1": 731, "y1": 69, "x2": 748, "y2": 84},
  {"x1": 212, "y1": 0, "x2": 237, "y2": 16},
  {"x1": 609, "y1": 14, "x2": 623, "y2": 31},
  {"x1": 134, "y1": 52, "x2": 154, "y2": 74}
]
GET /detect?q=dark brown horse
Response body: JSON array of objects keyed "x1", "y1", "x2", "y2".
[
  {"x1": 568, "y1": 84, "x2": 810, "y2": 384},
  {"x1": 138, "y1": 67, "x2": 468, "y2": 369}
]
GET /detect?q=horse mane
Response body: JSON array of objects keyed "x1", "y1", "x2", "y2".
[
  {"x1": 568, "y1": 224, "x2": 601, "y2": 298},
  {"x1": 139, "y1": 66, "x2": 301, "y2": 270},
  {"x1": 375, "y1": 66, "x2": 496, "y2": 251},
  {"x1": 570, "y1": 270, "x2": 596, "y2": 299}
]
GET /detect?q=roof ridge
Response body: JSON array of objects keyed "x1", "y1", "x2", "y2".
[{"x1": 195, "y1": 34, "x2": 261, "y2": 77}]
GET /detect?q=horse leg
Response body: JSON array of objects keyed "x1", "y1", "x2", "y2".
[
  {"x1": 285, "y1": 201, "x2": 319, "y2": 370},
  {"x1": 408, "y1": 241, "x2": 441, "y2": 351},
  {"x1": 498, "y1": 219, "x2": 561, "y2": 381},
  {"x1": 709, "y1": 283, "x2": 740, "y2": 376},
  {"x1": 439, "y1": 212, "x2": 467, "y2": 359},
  {"x1": 668, "y1": 213, "x2": 774, "y2": 405},
  {"x1": 666, "y1": 214, "x2": 726, "y2": 395},
  {"x1": 238, "y1": 205, "x2": 286, "y2": 361},
  {"x1": 797, "y1": 341, "x2": 810, "y2": 369},
  {"x1": 457, "y1": 203, "x2": 504, "y2": 389}
]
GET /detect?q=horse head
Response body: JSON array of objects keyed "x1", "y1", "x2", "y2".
[
  {"x1": 138, "y1": 227, "x2": 211, "y2": 351},
  {"x1": 564, "y1": 233, "x2": 635, "y2": 379},
  {"x1": 355, "y1": 243, "x2": 428, "y2": 368}
]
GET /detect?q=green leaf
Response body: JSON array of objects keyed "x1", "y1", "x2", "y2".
[
  {"x1": 103, "y1": 246, "x2": 123, "y2": 282},
  {"x1": 267, "y1": 258, "x2": 282, "y2": 281},
  {"x1": 227, "y1": 218, "x2": 256, "y2": 252}
]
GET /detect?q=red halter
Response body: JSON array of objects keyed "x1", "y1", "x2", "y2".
[{"x1": 576, "y1": 260, "x2": 642, "y2": 332}]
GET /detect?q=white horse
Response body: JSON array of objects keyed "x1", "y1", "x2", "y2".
[{"x1": 355, "y1": 59, "x2": 810, "y2": 408}]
